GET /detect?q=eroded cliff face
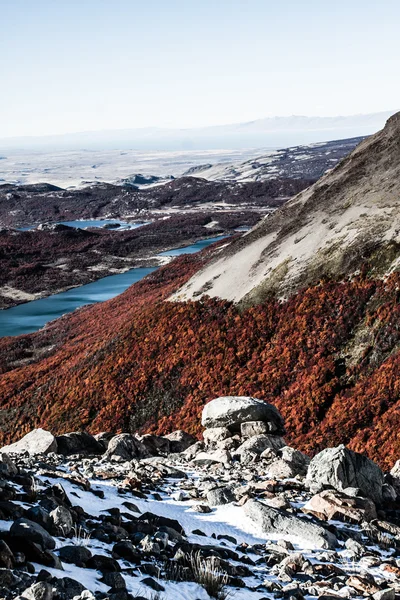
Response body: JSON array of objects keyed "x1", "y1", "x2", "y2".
[{"x1": 172, "y1": 112, "x2": 400, "y2": 305}]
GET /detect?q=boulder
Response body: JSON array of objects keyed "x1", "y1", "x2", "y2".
[
  {"x1": 163, "y1": 430, "x2": 197, "y2": 453},
  {"x1": 280, "y1": 447, "x2": 310, "y2": 476},
  {"x1": 240, "y1": 421, "x2": 270, "y2": 437},
  {"x1": 10, "y1": 518, "x2": 56, "y2": 550},
  {"x1": 390, "y1": 459, "x2": 400, "y2": 496},
  {"x1": 1, "y1": 429, "x2": 57, "y2": 456},
  {"x1": 58, "y1": 545, "x2": 92, "y2": 566},
  {"x1": 244, "y1": 499, "x2": 337, "y2": 549},
  {"x1": 94, "y1": 432, "x2": 114, "y2": 451},
  {"x1": 203, "y1": 427, "x2": 232, "y2": 445},
  {"x1": 56, "y1": 432, "x2": 103, "y2": 456},
  {"x1": 135, "y1": 434, "x2": 170, "y2": 456},
  {"x1": 0, "y1": 453, "x2": 18, "y2": 477},
  {"x1": 307, "y1": 445, "x2": 384, "y2": 504},
  {"x1": 50, "y1": 506, "x2": 74, "y2": 536},
  {"x1": 207, "y1": 487, "x2": 236, "y2": 507},
  {"x1": 21, "y1": 582, "x2": 53, "y2": 600},
  {"x1": 202, "y1": 396, "x2": 285, "y2": 433},
  {"x1": 266, "y1": 458, "x2": 299, "y2": 479},
  {"x1": 302, "y1": 490, "x2": 377, "y2": 523},
  {"x1": 234, "y1": 434, "x2": 286, "y2": 463},
  {"x1": 191, "y1": 449, "x2": 232, "y2": 466},
  {"x1": 105, "y1": 434, "x2": 144, "y2": 461}
]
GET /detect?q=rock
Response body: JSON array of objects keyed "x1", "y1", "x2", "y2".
[
  {"x1": 207, "y1": 486, "x2": 236, "y2": 506},
  {"x1": 192, "y1": 504, "x2": 212, "y2": 513},
  {"x1": 112, "y1": 541, "x2": 141, "y2": 564},
  {"x1": 56, "y1": 432, "x2": 103, "y2": 456},
  {"x1": 234, "y1": 434, "x2": 286, "y2": 463},
  {"x1": 280, "y1": 447, "x2": 310, "y2": 476},
  {"x1": 390, "y1": 459, "x2": 400, "y2": 496},
  {"x1": 266, "y1": 459, "x2": 299, "y2": 479},
  {"x1": 50, "y1": 506, "x2": 74, "y2": 536},
  {"x1": 51, "y1": 577, "x2": 86, "y2": 600},
  {"x1": 0, "y1": 453, "x2": 18, "y2": 477},
  {"x1": 105, "y1": 434, "x2": 144, "y2": 461},
  {"x1": 1, "y1": 429, "x2": 57, "y2": 456},
  {"x1": 21, "y1": 582, "x2": 53, "y2": 600},
  {"x1": 25, "y1": 507, "x2": 53, "y2": 532},
  {"x1": 163, "y1": 430, "x2": 196, "y2": 452},
  {"x1": 244, "y1": 499, "x2": 337, "y2": 549},
  {"x1": 346, "y1": 574, "x2": 380, "y2": 595},
  {"x1": 10, "y1": 518, "x2": 56, "y2": 550},
  {"x1": 302, "y1": 490, "x2": 377, "y2": 523},
  {"x1": 87, "y1": 554, "x2": 120, "y2": 572},
  {"x1": 139, "y1": 535, "x2": 161, "y2": 554},
  {"x1": 307, "y1": 445, "x2": 384, "y2": 503},
  {"x1": 58, "y1": 545, "x2": 92, "y2": 566},
  {"x1": 345, "y1": 538, "x2": 365, "y2": 559},
  {"x1": 373, "y1": 589, "x2": 396, "y2": 600},
  {"x1": 0, "y1": 540, "x2": 14, "y2": 569},
  {"x1": 183, "y1": 441, "x2": 204, "y2": 460},
  {"x1": 201, "y1": 396, "x2": 285, "y2": 433},
  {"x1": 203, "y1": 427, "x2": 232, "y2": 445},
  {"x1": 191, "y1": 449, "x2": 232, "y2": 466},
  {"x1": 240, "y1": 421, "x2": 270, "y2": 437},
  {"x1": 135, "y1": 434, "x2": 170, "y2": 456},
  {"x1": 102, "y1": 572, "x2": 126, "y2": 589},
  {"x1": 94, "y1": 432, "x2": 113, "y2": 451}
]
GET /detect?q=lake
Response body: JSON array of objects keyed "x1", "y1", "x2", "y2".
[{"x1": 0, "y1": 235, "x2": 226, "y2": 338}]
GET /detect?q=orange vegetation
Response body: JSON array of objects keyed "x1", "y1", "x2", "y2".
[{"x1": 1, "y1": 243, "x2": 400, "y2": 469}]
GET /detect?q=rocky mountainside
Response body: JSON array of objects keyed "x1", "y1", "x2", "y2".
[
  {"x1": 1, "y1": 398, "x2": 400, "y2": 600},
  {"x1": 173, "y1": 112, "x2": 400, "y2": 304},
  {"x1": 1, "y1": 115, "x2": 400, "y2": 468},
  {"x1": 183, "y1": 136, "x2": 364, "y2": 183}
]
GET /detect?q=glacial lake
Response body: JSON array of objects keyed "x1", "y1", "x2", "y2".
[{"x1": 0, "y1": 235, "x2": 226, "y2": 338}]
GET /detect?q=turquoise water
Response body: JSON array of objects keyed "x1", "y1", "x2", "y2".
[{"x1": 0, "y1": 236, "x2": 227, "y2": 338}]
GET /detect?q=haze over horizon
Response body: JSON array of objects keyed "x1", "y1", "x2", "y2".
[{"x1": 1, "y1": 0, "x2": 400, "y2": 140}]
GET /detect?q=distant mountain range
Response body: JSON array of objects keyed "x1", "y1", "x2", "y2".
[{"x1": 0, "y1": 111, "x2": 397, "y2": 152}]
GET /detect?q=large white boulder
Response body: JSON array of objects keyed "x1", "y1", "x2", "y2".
[
  {"x1": 202, "y1": 396, "x2": 284, "y2": 433},
  {"x1": 307, "y1": 445, "x2": 384, "y2": 504},
  {"x1": 1, "y1": 429, "x2": 57, "y2": 456}
]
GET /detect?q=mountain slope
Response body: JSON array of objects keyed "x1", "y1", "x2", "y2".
[
  {"x1": 1, "y1": 114, "x2": 400, "y2": 468},
  {"x1": 172, "y1": 112, "x2": 400, "y2": 304},
  {"x1": 183, "y1": 136, "x2": 364, "y2": 182}
]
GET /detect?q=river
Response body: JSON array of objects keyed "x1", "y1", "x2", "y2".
[{"x1": 0, "y1": 235, "x2": 226, "y2": 338}]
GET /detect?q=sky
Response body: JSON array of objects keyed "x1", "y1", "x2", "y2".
[{"x1": 0, "y1": 0, "x2": 399, "y2": 138}]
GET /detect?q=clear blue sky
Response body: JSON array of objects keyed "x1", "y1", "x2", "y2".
[{"x1": 0, "y1": 0, "x2": 399, "y2": 137}]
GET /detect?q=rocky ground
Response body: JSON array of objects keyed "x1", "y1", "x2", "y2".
[{"x1": 1, "y1": 397, "x2": 400, "y2": 600}]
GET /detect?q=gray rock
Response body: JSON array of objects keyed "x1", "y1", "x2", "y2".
[
  {"x1": 240, "y1": 421, "x2": 270, "y2": 437},
  {"x1": 21, "y1": 582, "x2": 53, "y2": 600},
  {"x1": 0, "y1": 452, "x2": 18, "y2": 477},
  {"x1": 307, "y1": 445, "x2": 384, "y2": 504},
  {"x1": 10, "y1": 518, "x2": 56, "y2": 550},
  {"x1": 163, "y1": 430, "x2": 196, "y2": 453},
  {"x1": 56, "y1": 432, "x2": 103, "y2": 456},
  {"x1": 201, "y1": 396, "x2": 285, "y2": 433},
  {"x1": 50, "y1": 506, "x2": 74, "y2": 536},
  {"x1": 59, "y1": 545, "x2": 92, "y2": 565},
  {"x1": 244, "y1": 499, "x2": 337, "y2": 549},
  {"x1": 280, "y1": 446, "x2": 310, "y2": 476},
  {"x1": 234, "y1": 434, "x2": 286, "y2": 462},
  {"x1": 266, "y1": 458, "x2": 298, "y2": 479},
  {"x1": 1, "y1": 429, "x2": 57, "y2": 456},
  {"x1": 105, "y1": 434, "x2": 144, "y2": 461},
  {"x1": 390, "y1": 459, "x2": 400, "y2": 496},
  {"x1": 203, "y1": 427, "x2": 232, "y2": 445},
  {"x1": 207, "y1": 486, "x2": 236, "y2": 506},
  {"x1": 135, "y1": 434, "x2": 170, "y2": 456},
  {"x1": 191, "y1": 449, "x2": 232, "y2": 466}
]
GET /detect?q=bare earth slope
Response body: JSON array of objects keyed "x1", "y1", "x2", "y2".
[{"x1": 172, "y1": 113, "x2": 400, "y2": 305}]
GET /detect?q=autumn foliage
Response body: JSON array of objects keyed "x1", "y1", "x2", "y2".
[{"x1": 1, "y1": 241, "x2": 400, "y2": 468}]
